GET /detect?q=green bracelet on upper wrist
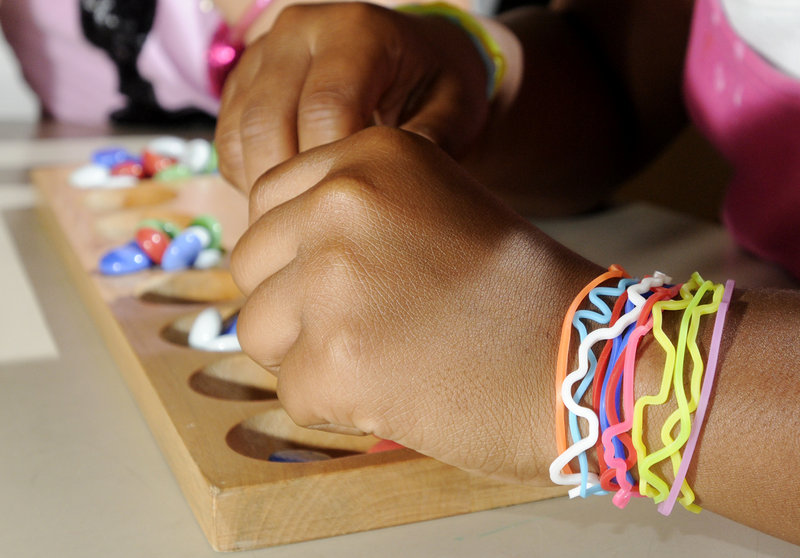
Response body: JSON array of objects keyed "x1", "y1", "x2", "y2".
[{"x1": 396, "y1": 2, "x2": 506, "y2": 99}]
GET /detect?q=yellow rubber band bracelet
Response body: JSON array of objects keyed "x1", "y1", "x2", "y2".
[
  {"x1": 659, "y1": 278, "x2": 723, "y2": 512},
  {"x1": 397, "y1": 3, "x2": 506, "y2": 99},
  {"x1": 632, "y1": 274, "x2": 700, "y2": 500}
]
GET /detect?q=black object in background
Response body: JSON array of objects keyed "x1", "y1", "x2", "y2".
[
  {"x1": 497, "y1": 0, "x2": 549, "y2": 13},
  {"x1": 79, "y1": 0, "x2": 215, "y2": 126}
]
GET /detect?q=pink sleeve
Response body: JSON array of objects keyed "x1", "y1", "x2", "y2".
[
  {"x1": 0, "y1": 0, "x2": 221, "y2": 124},
  {"x1": 684, "y1": 0, "x2": 800, "y2": 280}
]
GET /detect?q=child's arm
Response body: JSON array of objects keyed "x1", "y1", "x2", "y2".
[
  {"x1": 461, "y1": 0, "x2": 696, "y2": 215},
  {"x1": 230, "y1": 126, "x2": 800, "y2": 546}
]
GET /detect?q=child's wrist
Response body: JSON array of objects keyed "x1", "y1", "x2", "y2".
[{"x1": 396, "y1": 3, "x2": 507, "y2": 100}]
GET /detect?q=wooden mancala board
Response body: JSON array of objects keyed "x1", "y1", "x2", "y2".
[{"x1": 33, "y1": 166, "x2": 567, "y2": 551}]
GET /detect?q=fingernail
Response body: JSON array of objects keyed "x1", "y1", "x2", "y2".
[{"x1": 306, "y1": 423, "x2": 367, "y2": 436}]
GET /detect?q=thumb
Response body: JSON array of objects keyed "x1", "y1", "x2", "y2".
[{"x1": 399, "y1": 80, "x2": 488, "y2": 156}]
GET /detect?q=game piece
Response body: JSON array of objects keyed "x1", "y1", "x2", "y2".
[
  {"x1": 138, "y1": 218, "x2": 179, "y2": 239},
  {"x1": 135, "y1": 227, "x2": 169, "y2": 265},
  {"x1": 188, "y1": 307, "x2": 224, "y2": 350},
  {"x1": 104, "y1": 175, "x2": 139, "y2": 189},
  {"x1": 222, "y1": 313, "x2": 238, "y2": 336},
  {"x1": 142, "y1": 150, "x2": 177, "y2": 178},
  {"x1": 146, "y1": 135, "x2": 188, "y2": 159},
  {"x1": 190, "y1": 214, "x2": 223, "y2": 249},
  {"x1": 69, "y1": 163, "x2": 111, "y2": 188},
  {"x1": 200, "y1": 333, "x2": 241, "y2": 352},
  {"x1": 111, "y1": 160, "x2": 145, "y2": 178},
  {"x1": 155, "y1": 164, "x2": 193, "y2": 181},
  {"x1": 161, "y1": 225, "x2": 212, "y2": 271},
  {"x1": 98, "y1": 240, "x2": 152, "y2": 275},
  {"x1": 367, "y1": 439, "x2": 405, "y2": 453},
  {"x1": 193, "y1": 248, "x2": 223, "y2": 269},
  {"x1": 182, "y1": 138, "x2": 214, "y2": 173},
  {"x1": 92, "y1": 147, "x2": 134, "y2": 168},
  {"x1": 188, "y1": 308, "x2": 241, "y2": 352},
  {"x1": 268, "y1": 449, "x2": 332, "y2": 463}
]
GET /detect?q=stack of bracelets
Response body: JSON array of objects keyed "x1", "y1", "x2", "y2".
[{"x1": 549, "y1": 265, "x2": 735, "y2": 516}]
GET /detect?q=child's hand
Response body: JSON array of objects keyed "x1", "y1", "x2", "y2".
[
  {"x1": 215, "y1": 2, "x2": 491, "y2": 192},
  {"x1": 230, "y1": 126, "x2": 600, "y2": 483}
]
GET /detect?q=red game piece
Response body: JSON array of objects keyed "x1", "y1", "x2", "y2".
[
  {"x1": 111, "y1": 160, "x2": 144, "y2": 178},
  {"x1": 367, "y1": 439, "x2": 405, "y2": 453},
  {"x1": 141, "y1": 150, "x2": 177, "y2": 177},
  {"x1": 135, "y1": 227, "x2": 169, "y2": 264}
]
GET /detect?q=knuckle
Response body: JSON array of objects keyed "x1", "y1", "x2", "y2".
[
  {"x1": 278, "y1": 328, "x2": 364, "y2": 427},
  {"x1": 307, "y1": 243, "x2": 361, "y2": 295},
  {"x1": 228, "y1": 240, "x2": 254, "y2": 295},
  {"x1": 277, "y1": 381, "x2": 312, "y2": 426},
  {"x1": 338, "y1": 1, "x2": 386, "y2": 25},
  {"x1": 233, "y1": 299, "x2": 259, "y2": 355},
  {"x1": 297, "y1": 88, "x2": 357, "y2": 129},
  {"x1": 213, "y1": 127, "x2": 240, "y2": 164},
  {"x1": 239, "y1": 104, "x2": 277, "y2": 142},
  {"x1": 309, "y1": 174, "x2": 375, "y2": 221},
  {"x1": 272, "y1": 3, "x2": 308, "y2": 28},
  {"x1": 247, "y1": 174, "x2": 273, "y2": 219},
  {"x1": 353, "y1": 125, "x2": 420, "y2": 154},
  {"x1": 276, "y1": 366, "x2": 324, "y2": 426},
  {"x1": 214, "y1": 149, "x2": 244, "y2": 190}
]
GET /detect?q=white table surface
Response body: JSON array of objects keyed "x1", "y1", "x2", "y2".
[{"x1": 1, "y1": 129, "x2": 798, "y2": 557}]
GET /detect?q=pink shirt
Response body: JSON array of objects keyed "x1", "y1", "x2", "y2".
[
  {"x1": 685, "y1": 0, "x2": 800, "y2": 279},
  {"x1": 0, "y1": 0, "x2": 221, "y2": 124}
]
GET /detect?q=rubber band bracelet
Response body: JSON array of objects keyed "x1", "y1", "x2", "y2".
[
  {"x1": 396, "y1": 3, "x2": 506, "y2": 99},
  {"x1": 551, "y1": 273, "x2": 670, "y2": 497},
  {"x1": 592, "y1": 291, "x2": 630, "y2": 477},
  {"x1": 208, "y1": 0, "x2": 274, "y2": 97},
  {"x1": 569, "y1": 278, "x2": 636, "y2": 497},
  {"x1": 632, "y1": 275, "x2": 699, "y2": 500},
  {"x1": 600, "y1": 283, "x2": 681, "y2": 507},
  {"x1": 639, "y1": 275, "x2": 718, "y2": 504},
  {"x1": 554, "y1": 265, "x2": 627, "y2": 475},
  {"x1": 598, "y1": 301, "x2": 636, "y2": 490},
  {"x1": 658, "y1": 280, "x2": 734, "y2": 516},
  {"x1": 657, "y1": 279, "x2": 723, "y2": 511}
]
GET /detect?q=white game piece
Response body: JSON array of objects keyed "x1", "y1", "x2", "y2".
[
  {"x1": 201, "y1": 333, "x2": 241, "y2": 352},
  {"x1": 188, "y1": 307, "x2": 223, "y2": 349},
  {"x1": 104, "y1": 175, "x2": 139, "y2": 189},
  {"x1": 181, "y1": 138, "x2": 213, "y2": 173},
  {"x1": 147, "y1": 136, "x2": 188, "y2": 160},
  {"x1": 193, "y1": 248, "x2": 223, "y2": 269},
  {"x1": 69, "y1": 164, "x2": 111, "y2": 188}
]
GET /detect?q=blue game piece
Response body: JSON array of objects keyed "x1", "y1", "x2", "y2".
[
  {"x1": 98, "y1": 240, "x2": 152, "y2": 275},
  {"x1": 222, "y1": 313, "x2": 238, "y2": 336},
  {"x1": 267, "y1": 449, "x2": 332, "y2": 463},
  {"x1": 91, "y1": 147, "x2": 134, "y2": 169},
  {"x1": 160, "y1": 226, "x2": 211, "y2": 271}
]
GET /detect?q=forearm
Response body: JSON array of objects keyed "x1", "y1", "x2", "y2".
[
  {"x1": 461, "y1": 2, "x2": 693, "y2": 216},
  {"x1": 634, "y1": 287, "x2": 800, "y2": 544}
]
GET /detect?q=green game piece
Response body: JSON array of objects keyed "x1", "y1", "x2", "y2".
[
  {"x1": 155, "y1": 164, "x2": 192, "y2": 181},
  {"x1": 190, "y1": 214, "x2": 223, "y2": 250},
  {"x1": 136, "y1": 218, "x2": 180, "y2": 239}
]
